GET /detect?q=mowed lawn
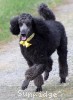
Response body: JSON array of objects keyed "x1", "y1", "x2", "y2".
[{"x1": 0, "y1": 0, "x2": 61, "y2": 43}]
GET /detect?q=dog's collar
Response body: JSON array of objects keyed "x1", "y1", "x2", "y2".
[{"x1": 20, "y1": 33, "x2": 35, "y2": 48}]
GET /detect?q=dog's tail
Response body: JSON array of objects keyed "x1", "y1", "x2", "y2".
[{"x1": 38, "y1": 3, "x2": 56, "y2": 20}]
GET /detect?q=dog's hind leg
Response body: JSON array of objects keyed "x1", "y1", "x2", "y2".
[
  {"x1": 44, "y1": 57, "x2": 53, "y2": 81},
  {"x1": 34, "y1": 75, "x2": 44, "y2": 92},
  {"x1": 22, "y1": 64, "x2": 45, "y2": 91},
  {"x1": 57, "y1": 36, "x2": 68, "y2": 83}
]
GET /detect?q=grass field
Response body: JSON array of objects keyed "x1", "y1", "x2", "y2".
[{"x1": 0, "y1": 0, "x2": 62, "y2": 43}]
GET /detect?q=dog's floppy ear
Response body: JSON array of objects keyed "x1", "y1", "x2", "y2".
[
  {"x1": 32, "y1": 18, "x2": 50, "y2": 39},
  {"x1": 10, "y1": 16, "x2": 20, "y2": 35}
]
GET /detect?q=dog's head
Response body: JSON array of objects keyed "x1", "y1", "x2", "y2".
[{"x1": 10, "y1": 13, "x2": 34, "y2": 40}]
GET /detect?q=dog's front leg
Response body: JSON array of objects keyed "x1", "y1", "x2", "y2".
[{"x1": 22, "y1": 64, "x2": 45, "y2": 90}]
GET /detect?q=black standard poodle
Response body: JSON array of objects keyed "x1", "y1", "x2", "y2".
[{"x1": 10, "y1": 4, "x2": 68, "y2": 92}]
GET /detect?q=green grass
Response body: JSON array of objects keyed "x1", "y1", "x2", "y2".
[{"x1": 0, "y1": 0, "x2": 62, "y2": 43}]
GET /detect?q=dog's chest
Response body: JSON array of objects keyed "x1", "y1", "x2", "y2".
[{"x1": 20, "y1": 38, "x2": 48, "y2": 61}]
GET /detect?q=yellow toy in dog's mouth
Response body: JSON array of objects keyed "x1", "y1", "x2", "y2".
[
  {"x1": 20, "y1": 33, "x2": 35, "y2": 48},
  {"x1": 20, "y1": 40, "x2": 32, "y2": 48}
]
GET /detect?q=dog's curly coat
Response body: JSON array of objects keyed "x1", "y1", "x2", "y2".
[{"x1": 10, "y1": 4, "x2": 68, "y2": 92}]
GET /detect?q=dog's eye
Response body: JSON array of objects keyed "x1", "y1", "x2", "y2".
[{"x1": 26, "y1": 22, "x2": 31, "y2": 27}]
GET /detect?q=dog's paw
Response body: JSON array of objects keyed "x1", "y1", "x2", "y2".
[
  {"x1": 60, "y1": 78, "x2": 66, "y2": 83},
  {"x1": 21, "y1": 80, "x2": 30, "y2": 90},
  {"x1": 35, "y1": 87, "x2": 42, "y2": 92},
  {"x1": 44, "y1": 71, "x2": 49, "y2": 81}
]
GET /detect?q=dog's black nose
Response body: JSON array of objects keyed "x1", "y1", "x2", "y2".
[{"x1": 21, "y1": 30, "x2": 27, "y2": 36}]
